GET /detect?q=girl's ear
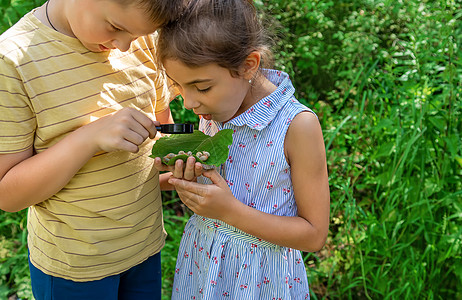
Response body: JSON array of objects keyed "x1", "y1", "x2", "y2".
[{"x1": 242, "y1": 51, "x2": 261, "y2": 80}]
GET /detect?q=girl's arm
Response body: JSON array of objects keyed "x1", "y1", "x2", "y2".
[
  {"x1": 168, "y1": 111, "x2": 330, "y2": 252},
  {"x1": 0, "y1": 108, "x2": 159, "y2": 212}
]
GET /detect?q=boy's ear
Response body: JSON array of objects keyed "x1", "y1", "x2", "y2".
[{"x1": 242, "y1": 51, "x2": 261, "y2": 80}]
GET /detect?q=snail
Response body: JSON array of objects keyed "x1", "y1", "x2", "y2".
[{"x1": 162, "y1": 150, "x2": 210, "y2": 164}]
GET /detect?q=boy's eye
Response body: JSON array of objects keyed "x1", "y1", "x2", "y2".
[
  {"x1": 197, "y1": 87, "x2": 211, "y2": 93},
  {"x1": 110, "y1": 24, "x2": 123, "y2": 31}
]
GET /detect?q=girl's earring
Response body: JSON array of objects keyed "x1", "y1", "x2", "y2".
[{"x1": 248, "y1": 79, "x2": 252, "y2": 84}]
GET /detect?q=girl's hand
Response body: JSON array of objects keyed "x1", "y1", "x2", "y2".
[
  {"x1": 154, "y1": 155, "x2": 204, "y2": 181},
  {"x1": 167, "y1": 168, "x2": 237, "y2": 220},
  {"x1": 78, "y1": 107, "x2": 158, "y2": 154}
]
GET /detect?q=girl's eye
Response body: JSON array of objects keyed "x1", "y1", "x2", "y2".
[{"x1": 197, "y1": 87, "x2": 211, "y2": 93}]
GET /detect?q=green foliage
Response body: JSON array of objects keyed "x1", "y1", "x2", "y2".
[
  {"x1": 288, "y1": 1, "x2": 462, "y2": 298},
  {"x1": 1, "y1": 0, "x2": 461, "y2": 299},
  {"x1": 160, "y1": 193, "x2": 191, "y2": 300},
  {"x1": 151, "y1": 129, "x2": 233, "y2": 166},
  {"x1": 0, "y1": 0, "x2": 44, "y2": 33},
  {"x1": 169, "y1": 96, "x2": 199, "y2": 126},
  {"x1": 0, "y1": 210, "x2": 31, "y2": 300}
]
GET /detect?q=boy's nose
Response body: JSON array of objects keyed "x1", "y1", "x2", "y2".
[{"x1": 113, "y1": 37, "x2": 135, "y2": 52}]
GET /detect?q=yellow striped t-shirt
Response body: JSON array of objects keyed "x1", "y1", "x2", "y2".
[{"x1": 0, "y1": 11, "x2": 175, "y2": 281}]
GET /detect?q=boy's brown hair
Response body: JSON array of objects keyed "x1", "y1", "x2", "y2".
[{"x1": 114, "y1": 0, "x2": 187, "y2": 27}]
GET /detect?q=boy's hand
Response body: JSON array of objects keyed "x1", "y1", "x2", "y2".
[
  {"x1": 81, "y1": 107, "x2": 158, "y2": 153},
  {"x1": 154, "y1": 155, "x2": 203, "y2": 181}
]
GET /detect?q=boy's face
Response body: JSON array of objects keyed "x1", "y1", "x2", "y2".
[{"x1": 66, "y1": 0, "x2": 157, "y2": 52}]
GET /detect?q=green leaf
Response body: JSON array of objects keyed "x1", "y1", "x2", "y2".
[
  {"x1": 150, "y1": 129, "x2": 233, "y2": 166},
  {"x1": 456, "y1": 156, "x2": 462, "y2": 168},
  {"x1": 374, "y1": 141, "x2": 395, "y2": 158}
]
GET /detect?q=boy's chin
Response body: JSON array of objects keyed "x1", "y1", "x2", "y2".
[{"x1": 83, "y1": 43, "x2": 111, "y2": 53}]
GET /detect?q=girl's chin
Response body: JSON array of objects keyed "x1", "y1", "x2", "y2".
[
  {"x1": 199, "y1": 114, "x2": 213, "y2": 120},
  {"x1": 198, "y1": 113, "x2": 233, "y2": 123}
]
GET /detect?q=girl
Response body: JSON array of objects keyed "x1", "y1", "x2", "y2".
[{"x1": 155, "y1": 0, "x2": 330, "y2": 298}]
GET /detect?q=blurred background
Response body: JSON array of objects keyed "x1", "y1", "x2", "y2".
[{"x1": 1, "y1": 0, "x2": 460, "y2": 299}]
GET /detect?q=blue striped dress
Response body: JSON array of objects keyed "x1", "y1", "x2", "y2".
[{"x1": 171, "y1": 69, "x2": 313, "y2": 299}]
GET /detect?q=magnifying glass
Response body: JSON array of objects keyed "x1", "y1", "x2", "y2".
[{"x1": 156, "y1": 123, "x2": 194, "y2": 134}]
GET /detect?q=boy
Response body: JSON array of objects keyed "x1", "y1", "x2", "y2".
[{"x1": 0, "y1": 0, "x2": 185, "y2": 298}]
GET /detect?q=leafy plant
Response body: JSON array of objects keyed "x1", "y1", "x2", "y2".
[
  {"x1": 151, "y1": 129, "x2": 233, "y2": 166},
  {"x1": 0, "y1": 210, "x2": 31, "y2": 300},
  {"x1": 161, "y1": 194, "x2": 191, "y2": 300},
  {"x1": 0, "y1": 0, "x2": 44, "y2": 33}
]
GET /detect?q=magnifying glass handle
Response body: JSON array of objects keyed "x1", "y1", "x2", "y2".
[{"x1": 156, "y1": 123, "x2": 194, "y2": 134}]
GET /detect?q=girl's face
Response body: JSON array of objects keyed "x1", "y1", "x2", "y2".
[
  {"x1": 164, "y1": 60, "x2": 255, "y2": 123},
  {"x1": 65, "y1": 0, "x2": 157, "y2": 52}
]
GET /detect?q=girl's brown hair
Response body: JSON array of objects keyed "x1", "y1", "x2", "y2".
[{"x1": 157, "y1": 0, "x2": 273, "y2": 76}]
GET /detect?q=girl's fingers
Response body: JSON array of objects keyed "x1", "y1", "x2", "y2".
[
  {"x1": 182, "y1": 156, "x2": 197, "y2": 181},
  {"x1": 202, "y1": 169, "x2": 226, "y2": 185},
  {"x1": 168, "y1": 177, "x2": 207, "y2": 197},
  {"x1": 168, "y1": 157, "x2": 198, "y2": 180},
  {"x1": 172, "y1": 159, "x2": 184, "y2": 178},
  {"x1": 194, "y1": 162, "x2": 204, "y2": 178},
  {"x1": 168, "y1": 177, "x2": 189, "y2": 190},
  {"x1": 176, "y1": 188, "x2": 199, "y2": 208},
  {"x1": 153, "y1": 157, "x2": 169, "y2": 171},
  {"x1": 174, "y1": 182, "x2": 203, "y2": 211}
]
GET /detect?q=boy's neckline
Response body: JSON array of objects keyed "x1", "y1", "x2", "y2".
[
  {"x1": 45, "y1": 0, "x2": 58, "y2": 32},
  {"x1": 32, "y1": 1, "x2": 77, "y2": 38},
  {"x1": 28, "y1": 9, "x2": 105, "y2": 55}
]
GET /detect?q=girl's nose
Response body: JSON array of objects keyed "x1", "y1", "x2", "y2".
[{"x1": 183, "y1": 95, "x2": 200, "y2": 110}]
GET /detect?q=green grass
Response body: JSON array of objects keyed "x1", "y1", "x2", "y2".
[
  {"x1": 0, "y1": 210, "x2": 31, "y2": 300},
  {"x1": 1, "y1": 0, "x2": 461, "y2": 299},
  {"x1": 160, "y1": 192, "x2": 191, "y2": 300}
]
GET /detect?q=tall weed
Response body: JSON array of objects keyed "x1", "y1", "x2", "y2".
[{"x1": 299, "y1": 1, "x2": 462, "y2": 298}]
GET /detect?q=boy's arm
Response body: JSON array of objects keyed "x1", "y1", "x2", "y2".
[
  {"x1": 0, "y1": 108, "x2": 159, "y2": 212},
  {"x1": 0, "y1": 133, "x2": 96, "y2": 212}
]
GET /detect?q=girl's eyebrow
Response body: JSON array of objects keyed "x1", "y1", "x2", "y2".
[
  {"x1": 185, "y1": 79, "x2": 212, "y2": 85},
  {"x1": 166, "y1": 73, "x2": 212, "y2": 86}
]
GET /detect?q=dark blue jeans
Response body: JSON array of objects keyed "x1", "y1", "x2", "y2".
[{"x1": 29, "y1": 252, "x2": 161, "y2": 300}]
